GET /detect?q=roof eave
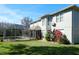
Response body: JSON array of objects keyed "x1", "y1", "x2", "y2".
[
  {"x1": 49, "y1": 5, "x2": 79, "y2": 16},
  {"x1": 30, "y1": 5, "x2": 79, "y2": 25}
]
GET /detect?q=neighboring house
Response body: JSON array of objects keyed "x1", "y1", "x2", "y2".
[{"x1": 30, "y1": 5, "x2": 79, "y2": 44}]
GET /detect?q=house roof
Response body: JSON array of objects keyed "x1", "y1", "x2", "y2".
[
  {"x1": 30, "y1": 14, "x2": 50, "y2": 24},
  {"x1": 31, "y1": 19, "x2": 41, "y2": 24},
  {"x1": 31, "y1": 5, "x2": 79, "y2": 24},
  {"x1": 49, "y1": 5, "x2": 79, "y2": 16}
]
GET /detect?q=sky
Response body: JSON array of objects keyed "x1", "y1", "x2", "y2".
[{"x1": 0, "y1": 4, "x2": 79, "y2": 24}]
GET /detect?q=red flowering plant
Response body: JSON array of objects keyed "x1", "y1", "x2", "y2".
[
  {"x1": 53, "y1": 29, "x2": 62, "y2": 42},
  {"x1": 53, "y1": 29, "x2": 70, "y2": 44}
]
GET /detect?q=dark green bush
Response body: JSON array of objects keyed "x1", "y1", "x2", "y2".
[
  {"x1": 45, "y1": 32, "x2": 50, "y2": 41},
  {"x1": 59, "y1": 35, "x2": 70, "y2": 44}
]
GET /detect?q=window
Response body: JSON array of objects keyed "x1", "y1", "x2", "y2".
[
  {"x1": 60, "y1": 13, "x2": 63, "y2": 22},
  {"x1": 56, "y1": 14, "x2": 60, "y2": 22},
  {"x1": 56, "y1": 13, "x2": 63, "y2": 22},
  {"x1": 42, "y1": 19, "x2": 44, "y2": 26},
  {"x1": 47, "y1": 16, "x2": 52, "y2": 25},
  {"x1": 47, "y1": 17, "x2": 50, "y2": 25}
]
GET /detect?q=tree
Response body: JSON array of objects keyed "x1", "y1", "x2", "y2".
[
  {"x1": 21, "y1": 17, "x2": 33, "y2": 36},
  {"x1": 21, "y1": 17, "x2": 32, "y2": 30}
]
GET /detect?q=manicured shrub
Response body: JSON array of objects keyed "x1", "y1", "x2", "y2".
[
  {"x1": 59, "y1": 35, "x2": 70, "y2": 44},
  {"x1": 50, "y1": 33, "x2": 55, "y2": 41},
  {"x1": 45, "y1": 32, "x2": 50, "y2": 41}
]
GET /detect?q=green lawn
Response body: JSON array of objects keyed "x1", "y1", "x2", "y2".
[{"x1": 0, "y1": 40, "x2": 79, "y2": 55}]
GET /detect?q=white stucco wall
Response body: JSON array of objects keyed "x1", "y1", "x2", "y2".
[
  {"x1": 51, "y1": 10, "x2": 73, "y2": 43},
  {"x1": 41, "y1": 18, "x2": 48, "y2": 38},
  {"x1": 63, "y1": 11, "x2": 72, "y2": 43},
  {"x1": 30, "y1": 20, "x2": 42, "y2": 30},
  {"x1": 30, "y1": 18, "x2": 47, "y2": 38}
]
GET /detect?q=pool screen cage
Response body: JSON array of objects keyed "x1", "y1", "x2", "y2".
[{"x1": 0, "y1": 21, "x2": 25, "y2": 41}]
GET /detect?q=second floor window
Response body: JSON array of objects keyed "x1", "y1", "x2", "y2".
[
  {"x1": 47, "y1": 16, "x2": 52, "y2": 25},
  {"x1": 60, "y1": 13, "x2": 63, "y2": 22},
  {"x1": 56, "y1": 14, "x2": 60, "y2": 22},
  {"x1": 42, "y1": 19, "x2": 44, "y2": 26},
  {"x1": 56, "y1": 13, "x2": 63, "y2": 22}
]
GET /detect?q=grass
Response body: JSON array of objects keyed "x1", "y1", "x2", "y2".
[{"x1": 0, "y1": 40, "x2": 79, "y2": 55}]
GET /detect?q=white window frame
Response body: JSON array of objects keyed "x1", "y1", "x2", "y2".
[
  {"x1": 60, "y1": 13, "x2": 63, "y2": 22},
  {"x1": 42, "y1": 19, "x2": 44, "y2": 26},
  {"x1": 56, "y1": 14, "x2": 60, "y2": 22},
  {"x1": 56, "y1": 13, "x2": 63, "y2": 22}
]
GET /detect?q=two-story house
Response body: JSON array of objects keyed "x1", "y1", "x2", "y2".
[{"x1": 30, "y1": 5, "x2": 79, "y2": 44}]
